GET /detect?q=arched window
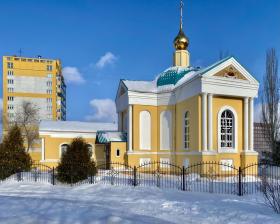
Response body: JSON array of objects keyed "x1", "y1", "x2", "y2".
[
  {"x1": 184, "y1": 111, "x2": 190, "y2": 149},
  {"x1": 86, "y1": 144, "x2": 93, "y2": 157},
  {"x1": 139, "y1": 111, "x2": 151, "y2": 150},
  {"x1": 220, "y1": 110, "x2": 234, "y2": 148},
  {"x1": 160, "y1": 111, "x2": 172, "y2": 150},
  {"x1": 60, "y1": 143, "x2": 69, "y2": 158}
]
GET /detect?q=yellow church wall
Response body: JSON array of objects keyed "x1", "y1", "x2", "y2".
[
  {"x1": 95, "y1": 144, "x2": 106, "y2": 166},
  {"x1": 175, "y1": 95, "x2": 201, "y2": 152},
  {"x1": 110, "y1": 142, "x2": 127, "y2": 164},
  {"x1": 132, "y1": 105, "x2": 159, "y2": 151},
  {"x1": 41, "y1": 135, "x2": 96, "y2": 167},
  {"x1": 29, "y1": 152, "x2": 41, "y2": 162}
]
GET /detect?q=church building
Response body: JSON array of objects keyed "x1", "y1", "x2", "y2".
[{"x1": 38, "y1": 3, "x2": 259, "y2": 168}]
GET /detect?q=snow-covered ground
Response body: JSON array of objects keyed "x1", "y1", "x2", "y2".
[{"x1": 0, "y1": 181, "x2": 279, "y2": 224}]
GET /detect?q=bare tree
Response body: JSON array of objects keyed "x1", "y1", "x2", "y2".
[
  {"x1": 15, "y1": 101, "x2": 39, "y2": 152},
  {"x1": 261, "y1": 48, "x2": 280, "y2": 163},
  {"x1": 261, "y1": 166, "x2": 280, "y2": 213}
]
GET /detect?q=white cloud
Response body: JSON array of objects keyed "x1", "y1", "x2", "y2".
[
  {"x1": 85, "y1": 98, "x2": 117, "y2": 123},
  {"x1": 96, "y1": 52, "x2": 117, "y2": 69},
  {"x1": 62, "y1": 66, "x2": 85, "y2": 84}
]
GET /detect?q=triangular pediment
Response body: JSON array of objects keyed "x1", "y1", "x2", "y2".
[
  {"x1": 115, "y1": 80, "x2": 128, "y2": 100},
  {"x1": 213, "y1": 65, "x2": 247, "y2": 80},
  {"x1": 202, "y1": 57, "x2": 259, "y2": 84}
]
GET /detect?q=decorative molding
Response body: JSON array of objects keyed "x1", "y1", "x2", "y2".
[
  {"x1": 40, "y1": 159, "x2": 59, "y2": 163},
  {"x1": 39, "y1": 131, "x2": 96, "y2": 139}
]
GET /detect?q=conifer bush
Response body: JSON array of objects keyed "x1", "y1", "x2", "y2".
[
  {"x1": 56, "y1": 137, "x2": 96, "y2": 184},
  {"x1": 0, "y1": 125, "x2": 32, "y2": 180}
]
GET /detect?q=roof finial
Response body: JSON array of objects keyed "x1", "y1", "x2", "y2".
[
  {"x1": 180, "y1": 0, "x2": 183, "y2": 30},
  {"x1": 173, "y1": 0, "x2": 189, "y2": 50}
]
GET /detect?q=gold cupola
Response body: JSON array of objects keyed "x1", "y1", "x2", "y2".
[
  {"x1": 173, "y1": 0, "x2": 190, "y2": 67},
  {"x1": 174, "y1": 27, "x2": 189, "y2": 50}
]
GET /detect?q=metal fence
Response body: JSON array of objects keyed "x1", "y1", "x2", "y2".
[{"x1": 1, "y1": 161, "x2": 279, "y2": 196}]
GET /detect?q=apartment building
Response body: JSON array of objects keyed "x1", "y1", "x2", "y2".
[{"x1": 2, "y1": 55, "x2": 66, "y2": 132}]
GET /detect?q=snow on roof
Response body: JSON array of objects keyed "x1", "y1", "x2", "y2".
[
  {"x1": 40, "y1": 120, "x2": 118, "y2": 133},
  {"x1": 122, "y1": 57, "x2": 233, "y2": 94}
]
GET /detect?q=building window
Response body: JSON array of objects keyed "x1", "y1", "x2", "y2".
[
  {"x1": 184, "y1": 111, "x2": 190, "y2": 149},
  {"x1": 47, "y1": 65, "x2": 53, "y2": 71},
  {"x1": 160, "y1": 111, "x2": 172, "y2": 150},
  {"x1": 47, "y1": 81, "x2": 52, "y2": 87},
  {"x1": 160, "y1": 158, "x2": 170, "y2": 168},
  {"x1": 47, "y1": 89, "x2": 52, "y2": 94},
  {"x1": 7, "y1": 70, "x2": 14, "y2": 76},
  {"x1": 47, "y1": 98, "x2": 52, "y2": 103},
  {"x1": 220, "y1": 109, "x2": 234, "y2": 148},
  {"x1": 220, "y1": 159, "x2": 233, "y2": 171},
  {"x1": 8, "y1": 96, "x2": 14, "y2": 101},
  {"x1": 7, "y1": 62, "x2": 13, "y2": 69},
  {"x1": 47, "y1": 106, "x2": 52, "y2": 111},
  {"x1": 8, "y1": 87, "x2": 14, "y2": 93},
  {"x1": 47, "y1": 74, "x2": 53, "y2": 78},
  {"x1": 183, "y1": 159, "x2": 189, "y2": 168},
  {"x1": 8, "y1": 105, "x2": 14, "y2": 110},
  {"x1": 139, "y1": 111, "x2": 151, "y2": 150},
  {"x1": 60, "y1": 144, "x2": 69, "y2": 158},
  {"x1": 7, "y1": 79, "x2": 14, "y2": 84},
  {"x1": 116, "y1": 149, "x2": 120, "y2": 157},
  {"x1": 139, "y1": 158, "x2": 151, "y2": 167},
  {"x1": 86, "y1": 144, "x2": 93, "y2": 157}
]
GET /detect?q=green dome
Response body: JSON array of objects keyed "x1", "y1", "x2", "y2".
[{"x1": 156, "y1": 67, "x2": 198, "y2": 87}]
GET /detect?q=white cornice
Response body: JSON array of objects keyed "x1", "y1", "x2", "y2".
[{"x1": 40, "y1": 131, "x2": 96, "y2": 139}]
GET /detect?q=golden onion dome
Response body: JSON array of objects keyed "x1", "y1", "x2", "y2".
[{"x1": 173, "y1": 28, "x2": 189, "y2": 50}]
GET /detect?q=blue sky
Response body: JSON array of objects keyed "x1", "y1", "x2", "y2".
[{"x1": 0, "y1": 0, "x2": 279, "y2": 123}]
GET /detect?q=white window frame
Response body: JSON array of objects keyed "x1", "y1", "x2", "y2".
[
  {"x1": 217, "y1": 106, "x2": 238, "y2": 153},
  {"x1": 139, "y1": 110, "x2": 151, "y2": 150},
  {"x1": 160, "y1": 110, "x2": 172, "y2": 150},
  {"x1": 220, "y1": 159, "x2": 234, "y2": 171},
  {"x1": 160, "y1": 158, "x2": 170, "y2": 168},
  {"x1": 183, "y1": 110, "x2": 190, "y2": 150},
  {"x1": 59, "y1": 143, "x2": 69, "y2": 158},
  {"x1": 183, "y1": 159, "x2": 190, "y2": 168},
  {"x1": 139, "y1": 158, "x2": 151, "y2": 167}
]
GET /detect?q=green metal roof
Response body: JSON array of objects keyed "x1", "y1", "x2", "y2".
[
  {"x1": 156, "y1": 67, "x2": 198, "y2": 87},
  {"x1": 96, "y1": 131, "x2": 127, "y2": 144}
]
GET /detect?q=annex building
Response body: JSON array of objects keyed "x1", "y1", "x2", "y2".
[{"x1": 37, "y1": 10, "x2": 259, "y2": 168}]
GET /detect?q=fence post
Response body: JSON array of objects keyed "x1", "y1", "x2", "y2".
[
  {"x1": 52, "y1": 167, "x2": 55, "y2": 185},
  {"x1": 238, "y1": 167, "x2": 242, "y2": 196},
  {"x1": 133, "y1": 166, "x2": 137, "y2": 187},
  {"x1": 182, "y1": 166, "x2": 185, "y2": 191}
]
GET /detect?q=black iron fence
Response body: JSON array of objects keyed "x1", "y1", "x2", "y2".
[{"x1": 0, "y1": 161, "x2": 279, "y2": 196}]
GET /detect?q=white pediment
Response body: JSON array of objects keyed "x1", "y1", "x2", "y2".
[{"x1": 202, "y1": 57, "x2": 259, "y2": 85}]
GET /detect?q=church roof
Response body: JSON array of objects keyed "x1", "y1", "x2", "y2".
[
  {"x1": 122, "y1": 56, "x2": 233, "y2": 93},
  {"x1": 96, "y1": 131, "x2": 127, "y2": 143},
  {"x1": 40, "y1": 120, "x2": 118, "y2": 133}
]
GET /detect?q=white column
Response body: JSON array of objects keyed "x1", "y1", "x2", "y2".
[
  {"x1": 128, "y1": 105, "x2": 133, "y2": 152},
  {"x1": 207, "y1": 94, "x2": 213, "y2": 151},
  {"x1": 243, "y1": 97, "x2": 249, "y2": 151},
  {"x1": 249, "y1": 98, "x2": 254, "y2": 151},
  {"x1": 41, "y1": 138, "x2": 45, "y2": 161},
  {"x1": 202, "y1": 93, "x2": 207, "y2": 151}
]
